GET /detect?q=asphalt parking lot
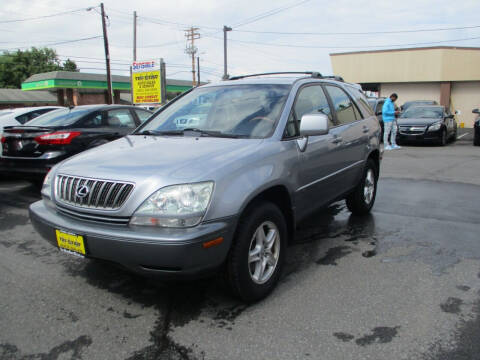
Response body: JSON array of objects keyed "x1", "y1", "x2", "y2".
[{"x1": 1, "y1": 136, "x2": 479, "y2": 360}]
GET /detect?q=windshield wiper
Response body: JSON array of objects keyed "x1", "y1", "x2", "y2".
[{"x1": 136, "y1": 130, "x2": 163, "y2": 135}]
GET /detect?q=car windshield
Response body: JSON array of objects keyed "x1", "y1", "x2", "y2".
[
  {"x1": 138, "y1": 84, "x2": 290, "y2": 138},
  {"x1": 26, "y1": 108, "x2": 94, "y2": 127},
  {"x1": 401, "y1": 107, "x2": 443, "y2": 119}
]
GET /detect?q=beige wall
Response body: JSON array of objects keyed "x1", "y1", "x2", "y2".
[
  {"x1": 451, "y1": 81, "x2": 480, "y2": 128},
  {"x1": 379, "y1": 81, "x2": 479, "y2": 127},
  {"x1": 380, "y1": 82, "x2": 440, "y2": 105},
  {"x1": 331, "y1": 47, "x2": 480, "y2": 84}
]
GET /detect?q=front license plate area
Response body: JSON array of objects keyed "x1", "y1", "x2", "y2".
[{"x1": 55, "y1": 229, "x2": 86, "y2": 257}]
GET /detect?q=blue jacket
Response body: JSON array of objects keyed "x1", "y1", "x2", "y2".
[{"x1": 382, "y1": 98, "x2": 396, "y2": 122}]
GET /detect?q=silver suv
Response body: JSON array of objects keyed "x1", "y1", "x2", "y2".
[{"x1": 30, "y1": 72, "x2": 382, "y2": 302}]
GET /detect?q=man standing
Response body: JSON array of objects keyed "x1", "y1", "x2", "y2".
[{"x1": 382, "y1": 93, "x2": 401, "y2": 150}]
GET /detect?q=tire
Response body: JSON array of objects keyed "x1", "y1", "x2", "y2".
[
  {"x1": 226, "y1": 201, "x2": 287, "y2": 303},
  {"x1": 439, "y1": 129, "x2": 447, "y2": 146},
  {"x1": 474, "y1": 133, "x2": 480, "y2": 146},
  {"x1": 346, "y1": 159, "x2": 378, "y2": 215}
]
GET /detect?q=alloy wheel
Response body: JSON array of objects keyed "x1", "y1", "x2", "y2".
[{"x1": 248, "y1": 221, "x2": 280, "y2": 284}]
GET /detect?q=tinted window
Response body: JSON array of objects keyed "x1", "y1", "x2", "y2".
[
  {"x1": 135, "y1": 109, "x2": 152, "y2": 123},
  {"x1": 285, "y1": 85, "x2": 333, "y2": 137},
  {"x1": 107, "y1": 109, "x2": 136, "y2": 128},
  {"x1": 15, "y1": 109, "x2": 56, "y2": 124},
  {"x1": 141, "y1": 85, "x2": 290, "y2": 138},
  {"x1": 82, "y1": 112, "x2": 104, "y2": 127},
  {"x1": 375, "y1": 101, "x2": 384, "y2": 114},
  {"x1": 401, "y1": 106, "x2": 444, "y2": 119},
  {"x1": 325, "y1": 86, "x2": 357, "y2": 126},
  {"x1": 26, "y1": 108, "x2": 94, "y2": 127}
]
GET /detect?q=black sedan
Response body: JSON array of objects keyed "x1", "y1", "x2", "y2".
[
  {"x1": 0, "y1": 105, "x2": 152, "y2": 180},
  {"x1": 401, "y1": 100, "x2": 438, "y2": 112},
  {"x1": 473, "y1": 108, "x2": 480, "y2": 146},
  {"x1": 396, "y1": 105, "x2": 457, "y2": 146}
]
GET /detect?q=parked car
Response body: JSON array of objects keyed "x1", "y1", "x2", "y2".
[
  {"x1": 401, "y1": 100, "x2": 438, "y2": 112},
  {"x1": 29, "y1": 72, "x2": 381, "y2": 302},
  {"x1": 0, "y1": 106, "x2": 63, "y2": 152},
  {"x1": 367, "y1": 97, "x2": 385, "y2": 139},
  {"x1": 0, "y1": 106, "x2": 63, "y2": 131},
  {"x1": 396, "y1": 105, "x2": 457, "y2": 146},
  {"x1": 0, "y1": 105, "x2": 152, "y2": 180},
  {"x1": 473, "y1": 108, "x2": 480, "y2": 146}
]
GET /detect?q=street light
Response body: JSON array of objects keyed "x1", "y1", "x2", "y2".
[{"x1": 223, "y1": 25, "x2": 232, "y2": 80}]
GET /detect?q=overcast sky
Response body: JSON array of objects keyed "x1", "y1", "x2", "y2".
[{"x1": 1, "y1": 0, "x2": 479, "y2": 83}]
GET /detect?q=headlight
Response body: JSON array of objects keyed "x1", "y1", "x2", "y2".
[
  {"x1": 428, "y1": 122, "x2": 442, "y2": 132},
  {"x1": 41, "y1": 170, "x2": 54, "y2": 199},
  {"x1": 130, "y1": 181, "x2": 214, "y2": 228}
]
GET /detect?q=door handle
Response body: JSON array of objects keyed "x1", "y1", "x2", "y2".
[
  {"x1": 332, "y1": 136, "x2": 343, "y2": 144},
  {"x1": 362, "y1": 126, "x2": 370, "y2": 133}
]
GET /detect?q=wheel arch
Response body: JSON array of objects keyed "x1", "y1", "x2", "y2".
[{"x1": 237, "y1": 184, "x2": 295, "y2": 245}]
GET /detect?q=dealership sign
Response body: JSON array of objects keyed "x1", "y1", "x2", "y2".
[{"x1": 132, "y1": 60, "x2": 161, "y2": 104}]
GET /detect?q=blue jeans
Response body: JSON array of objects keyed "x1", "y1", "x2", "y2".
[{"x1": 383, "y1": 121, "x2": 397, "y2": 146}]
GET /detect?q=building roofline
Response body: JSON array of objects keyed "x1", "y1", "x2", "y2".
[{"x1": 330, "y1": 46, "x2": 480, "y2": 56}]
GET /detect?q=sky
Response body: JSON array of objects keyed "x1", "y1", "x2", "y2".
[{"x1": 1, "y1": 0, "x2": 480, "y2": 83}]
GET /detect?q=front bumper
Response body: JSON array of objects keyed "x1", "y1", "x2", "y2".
[
  {"x1": 396, "y1": 128, "x2": 443, "y2": 143},
  {"x1": 29, "y1": 200, "x2": 237, "y2": 279}
]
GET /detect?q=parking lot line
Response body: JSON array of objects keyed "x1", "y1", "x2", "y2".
[{"x1": 457, "y1": 133, "x2": 469, "y2": 139}]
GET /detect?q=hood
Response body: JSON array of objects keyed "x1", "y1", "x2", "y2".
[
  {"x1": 57, "y1": 135, "x2": 264, "y2": 185},
  {"x1": 397, "y1": 117, "x2": 442, "y2": 126}
]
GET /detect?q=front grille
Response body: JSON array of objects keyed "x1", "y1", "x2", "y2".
[
  {"x1": 56, "y1": 205, "x2": 130, "y2": 225},
  {"x1": 55, "y1": 175, "x2": 134, "y2": 210},
  {"x1": 399, "y1": 125, "x2": 427, "y2": 135}
]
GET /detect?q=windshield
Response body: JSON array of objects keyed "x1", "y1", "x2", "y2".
[
  {"x1": 401, "y1": 107, "x2": 443, "y2": 119},
  {"x1": 26, "y1": 108, "x2": 94, "y2": 127},
  {"x1": 138, "y1": 84, "x2": 290, "y2": 138}
]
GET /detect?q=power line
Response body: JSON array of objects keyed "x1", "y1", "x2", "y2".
[
  {"x1": 4, "y1": 36, "x2": 103, "y2": 50},
  {"x1": 233, "y1": 0, "x2": 313, "y2": 28},
  {"x1": 210, "y1": 35, "x2": 480, "y2": 49},
  {"x1": 0, "y1": 6, "x2": 97, "y2": 24},
  {"x1": 232, "y1": 24, "x2": 480, "y2": 36}
]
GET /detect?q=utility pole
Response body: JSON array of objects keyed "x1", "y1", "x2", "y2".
[
  {"x1": 185, "y1": 27, "x2": 200, "y2": 87},
  {"x1": 223, "y1": 25, "x2": 232, "y2": 80},
  {"x1": 100, "y1": 3, "x2": 113, "y2": 104},
  {"x1": 133, "y1": 11, "x2": 137, "y2": 62},
  {"x1": 197, "y1": 57, "x2": 200, "y2": 86}
]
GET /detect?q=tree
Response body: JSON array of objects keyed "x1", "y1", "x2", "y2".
[{"x1": 0, "y1": 47, "x2": 78, "y2": 89}]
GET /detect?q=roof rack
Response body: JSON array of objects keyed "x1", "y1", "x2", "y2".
[
  {"x1": 228, "y1": 72, "x2": 323, "y2": 81},
  {"x1": 321, "y1": 75, "x2": 344, "y2": 82}
]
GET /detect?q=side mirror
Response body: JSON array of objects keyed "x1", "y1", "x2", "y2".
[
  {"x1": 375, "y1": 111, "x2": 382, "y2": 116},
  {"x1": 299, "y1": 113, "x2": 329, "y2": 136},
  {"x1": 446, "y1": 114, "x2": 454, "y2": 119},
  {"x1": 472, "y1": 108, "x2": 480, "y2": 114}
]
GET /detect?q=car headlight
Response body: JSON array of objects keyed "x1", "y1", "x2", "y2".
[
  {"x1": 41, "y1": 170, "x2": 54, "y2": 199},
  {"x1": 130, "y1": 181, "x2": 214, "y2": 228},
  {"x1": 428, "y1": 122, "x2": 442, "y2": 132}
]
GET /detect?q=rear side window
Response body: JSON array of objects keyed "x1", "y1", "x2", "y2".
[
  {"x1": 324, "y1": 86, "x2": 358, "y2": 126},
  {"x1": 107, "y1": 109, "x2": 136, "y2": 128},
  {"x1": 82, "y1": 112, "x2": 104, "y2": 128},
  {"x1": 134, "y1": 109, "x2": 152, "y2": 123},
  {"x1": 375, "y1": 101, "x2": 384, "y2": 114},
  {"x1": 346, "y1": 86, "x2": 375, "y2": 118}
]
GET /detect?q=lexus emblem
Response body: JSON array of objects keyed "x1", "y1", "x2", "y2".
[{"x1": 76, "y1": 184, "x2": 90, "y2": 198}]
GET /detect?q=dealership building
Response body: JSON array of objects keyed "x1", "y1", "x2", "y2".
[
  {"x1": 330, "y1": 46, "x2": 480, "y2": 127},
  {"x1": 16, "y1": 71, "x2": 195, "y2": 107}
]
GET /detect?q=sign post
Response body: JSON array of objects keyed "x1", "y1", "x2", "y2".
[{"x1": 131, "y1": 60, "x2": 163, "y2": 104}]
